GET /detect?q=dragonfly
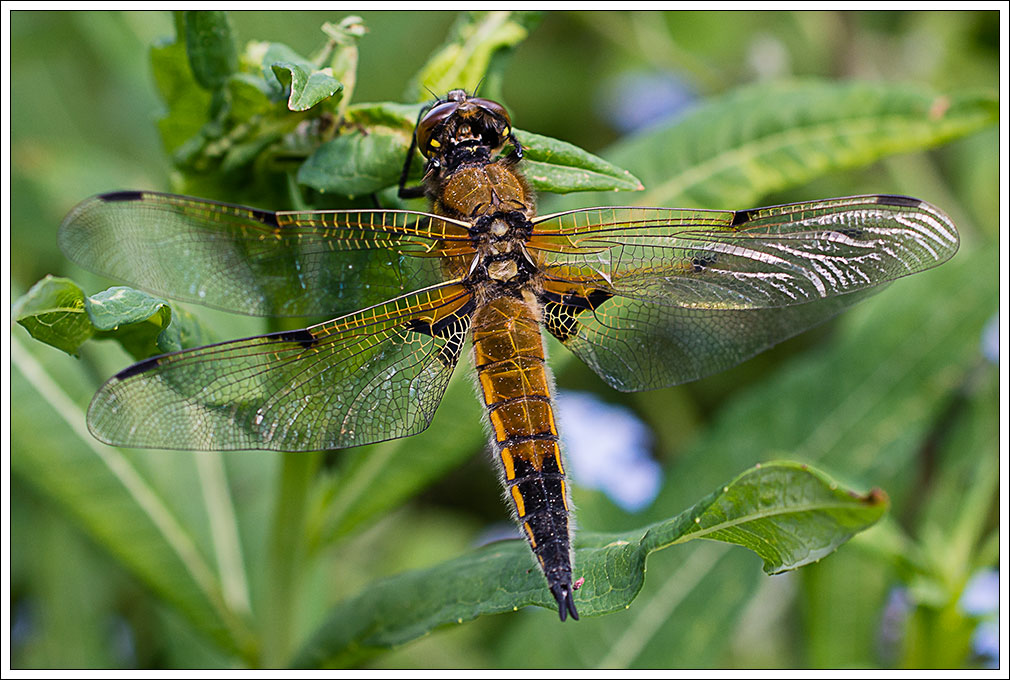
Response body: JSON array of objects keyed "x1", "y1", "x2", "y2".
[{"x1": 58, "y1": 89, "x2": 960, "y2": 621}]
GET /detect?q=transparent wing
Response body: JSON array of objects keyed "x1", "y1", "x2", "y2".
[
  {"x1": 87, "y1": 283, "x2": 473, "y2": 451},
  {"x1": 533, "y1": 195, "x2": 958, "y2": 390},
  {"x1": 59, "y1": 191, "x2": 472, "y2": 317}
]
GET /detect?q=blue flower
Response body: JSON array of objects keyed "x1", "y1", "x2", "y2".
[
  {"x1": 556, "y1": 390, "x2": 661, "y2": 512},
  {"x1": 980, "y1": 313, "x2": 998, "y2": 364},
  {"x1": 959, "y1": 569, "x2": 999, "y2": 667}
]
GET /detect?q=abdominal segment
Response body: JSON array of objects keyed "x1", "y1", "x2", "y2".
[{"x1": 471, "y1": 295, "x2": 578, "y2": 620}]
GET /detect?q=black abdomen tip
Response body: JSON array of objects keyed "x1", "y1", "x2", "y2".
[{"x1": 551, "y1": 582, "x2": 580, "y2": 622}]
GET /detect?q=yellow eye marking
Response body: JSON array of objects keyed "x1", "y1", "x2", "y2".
[
  {"x1": 430, "y1": 139, "x2": 441, "y2": 148},
  {"x1": 503, "y1": 126, "x2": 510, "y2": 137}
]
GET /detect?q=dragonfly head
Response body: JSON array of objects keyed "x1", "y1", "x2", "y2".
[{"x1": 415, "y1": 90, "x2": 514, "y2": 172}]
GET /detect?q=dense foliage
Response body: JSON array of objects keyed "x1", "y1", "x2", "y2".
[{"x1": 10, "y1": 10, "x2": 998, "y2": 669}]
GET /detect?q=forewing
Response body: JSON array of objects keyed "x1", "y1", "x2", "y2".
[
  {"x1": 59, "y1": 191, "x2": 471, "y2": 317},
  {"x1": 533, "y1": 195, "x2": 958, "y2": 391},
  {"x1": 87, "y1": 284, "x2": 473, "y2": 451}
]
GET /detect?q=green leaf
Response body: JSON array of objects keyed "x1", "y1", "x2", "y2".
[
  {"x1": 184, "y1": 11, "x2": 238, "y2": 91},
  {"x1": 292, "y1": 462, "x2": 884, "y2": 666},
  {"x1": 297, "y1": 103, "x2": 417, "y2": 197},
  {"x1": 265, "y1": 42, "x2": 343, "y2": 112},
  {"x1": 225, "y1": 72, "x2": 275, "y2": 120},
  {"x1": 87, "y1": 286, "x2": 175, "y2": 359},
  {"x1": 151, "y1": 32, "x2": 212, "y2": 156},
  {"x1": 13, "y1": 276, "x2": 94, "y2": 356},
  {"x1": 14, "y1": 277, "x2": 207, "y2": 360},
  {"x1": 407, "y1": 11, "x2": 538, "y2": 102},
  {"x1": 517, "y1": 130, "x2": 643, "y2": 193},
  {"x1": 320, "y1": 17, "x2": 367, "y2": 121},
  {"x1": 603, "y1": 80, "x2": 998, "y2": 209},
  {"x1": 655, "y1": 462, "x2": 889, "y2": 574},
  {"x1": 11, "y1": 336, "x2": 257, "y2": 661},
  {"x1": 297, "y1": 129, "x2": 404, "y2": 198}
]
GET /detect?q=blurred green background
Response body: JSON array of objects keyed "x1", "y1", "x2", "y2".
[{"x1": 10, "y1": 10, "x2": 999, "y2": 669}]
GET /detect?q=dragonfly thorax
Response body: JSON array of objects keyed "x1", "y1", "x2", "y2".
[
  {"x1": 467, "y1": 209, "x2": 538, "y2": 287},
  {"x1": 469, "y1": 238, "x2": 538, "y2": 292}
]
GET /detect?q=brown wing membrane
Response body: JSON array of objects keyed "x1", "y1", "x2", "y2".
[
  {"x1": 87, "y1": 283, "x2": 473, "y2": 451},
  {"x1": 532, "y1": 195, "x2": 958, "y2": 391},
  {"x1": 59, "y1": 191, "x2": 472, "y2": 317}
]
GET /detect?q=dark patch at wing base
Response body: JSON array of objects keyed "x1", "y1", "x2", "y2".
[
  {"x1": 405, "y1": 298, "x2": 475, "y2": 367},
  {"x1": 540, "y1": 289, "x2": 613, "y2": 343}
]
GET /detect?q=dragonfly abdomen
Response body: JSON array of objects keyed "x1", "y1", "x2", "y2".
[{"x1": 471, "y1": 294, "x2": 578, "y2": 621}]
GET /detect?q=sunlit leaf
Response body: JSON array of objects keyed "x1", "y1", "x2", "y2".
[
  {"x1": 298, "y1": 121, "x2": 412, "y2": 197},
  {"x1": 293, "y1": 462, "x2": 884, "y2": 666},
  {"x1": 406, "y1": 11, "x2": 540, "y2": 103},
  {"x1": 517, "y1": 130, "x2": 643, "y2": 193},
  {"x1": 183, "y1": 11, "x2": 238, "y2": 91},
  {"x1": 11, "y1": 337, "x2": 257, "y2": 661},
  {"x1": 600, "y1": 80, "x2": 998, "y2": 209},
  {"x1": 14, "y1": 277, "x2": 207, "y2": 360},
  {"x1": 13, "y1": 276, "x2": 94, "y2": 356},
  {"x1": 264, "y1": 42, "x2": 343, "y2": 112}
]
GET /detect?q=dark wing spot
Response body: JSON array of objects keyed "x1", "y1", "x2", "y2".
[
  {"x1": 875, "y1": 195, "x2": 922, "y2": 208},
  {"x1": 835, "y1": 227, "x2": 865, "y2": 238},
  {"x1": 272, "y1": 328, "x2": 318, "y2": 349},
  {"x1": 100, "y1": 190, "x2": 145, "y2": 203},
  {"x1": 732, "y1": 209, "x2": 755, "y2": 226},
  {"x1": 115, "y1": 355, "x2": 161, "y2": 380},
  {"x1": 404, "y1": 318, "x2": 429, "y2": 335},
  {"x1": 436, "y1": 331, "x2": 465, "y2": 368},
  {"x1": 584, "y1": 288, "x2": 613, "y2": 309},
  {"x1": 249, "y1": 208, "x2": 280, "y2": 228}
]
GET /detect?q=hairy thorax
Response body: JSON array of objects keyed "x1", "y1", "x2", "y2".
[{"x1": 433, "y1": 160, "x2": 544, "y2": 307}]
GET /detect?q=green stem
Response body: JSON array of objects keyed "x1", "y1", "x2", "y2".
[
  {"x1": 195, "y1": 451, "x2": 251, "y2": 617},
  {"x1": 261, "y1": 452, "x2": 321, "y2": 667}
]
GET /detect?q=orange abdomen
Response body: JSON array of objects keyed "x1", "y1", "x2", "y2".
[{"x1": 471, "y1": 294, "x2": 574, "y2": 600}]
